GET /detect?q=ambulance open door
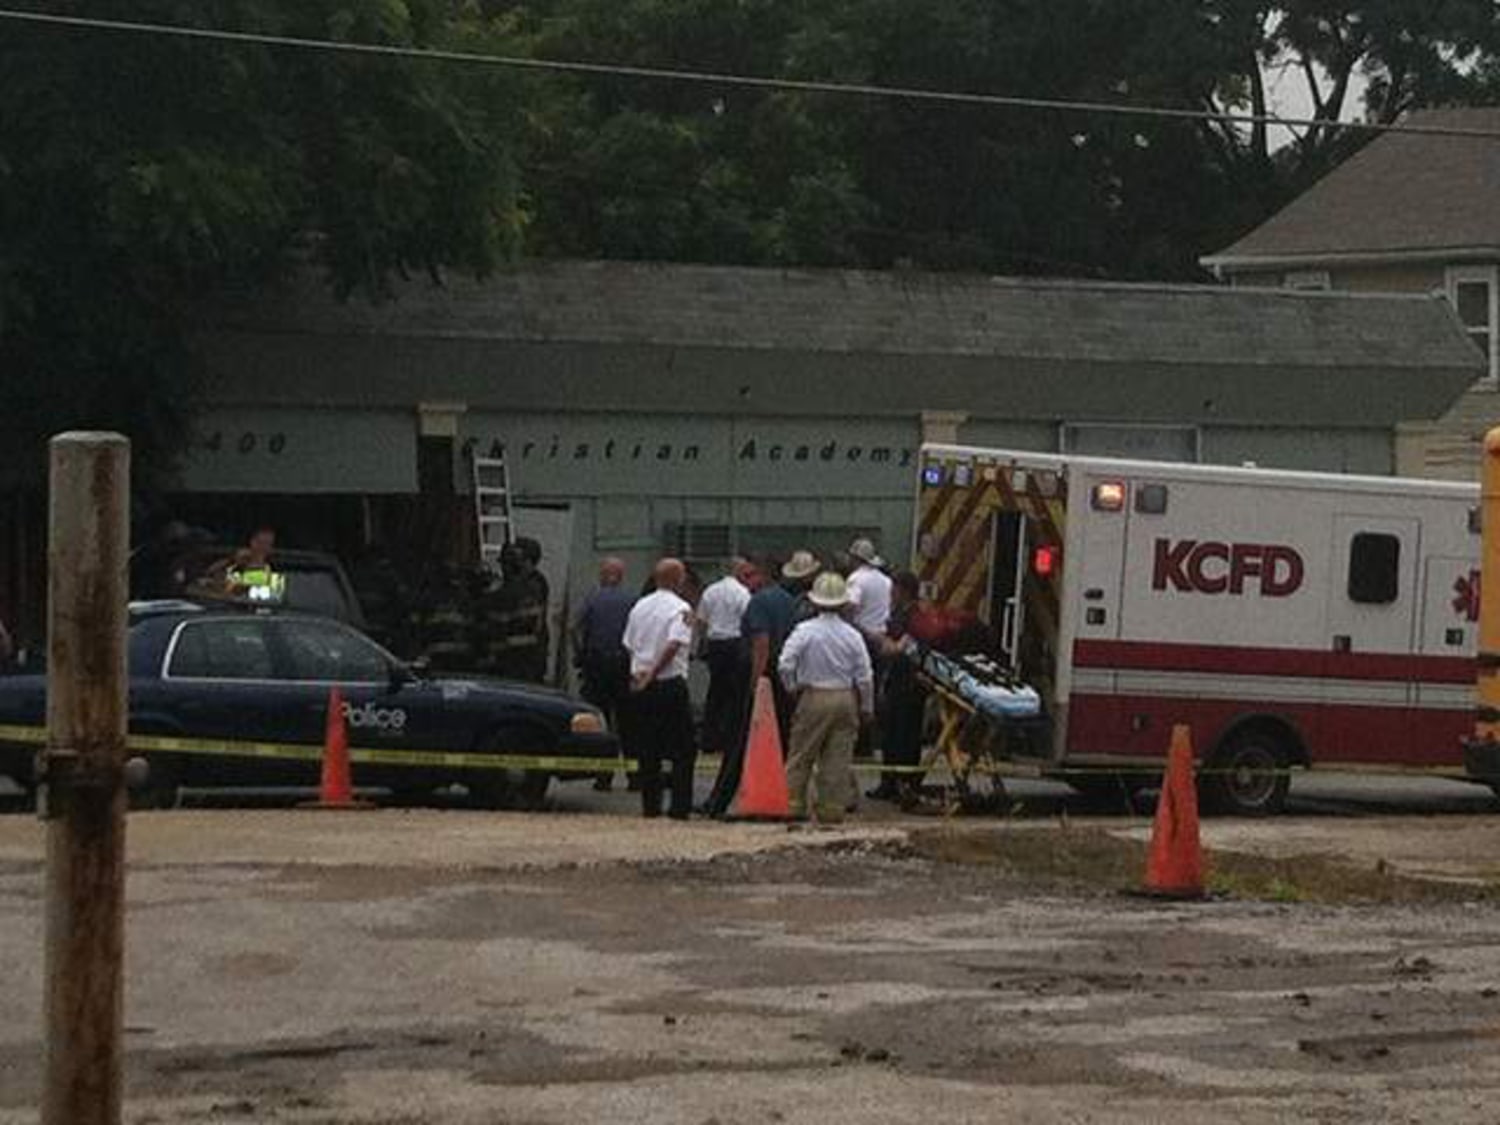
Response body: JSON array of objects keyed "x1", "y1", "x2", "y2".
[{"x1": 988, "y1": 511, "x2": 1029, "y2": 671}]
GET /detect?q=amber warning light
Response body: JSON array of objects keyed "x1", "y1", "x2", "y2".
[{"x1": 1091, "y1": 481, "x2": 1126, "y2": 511}]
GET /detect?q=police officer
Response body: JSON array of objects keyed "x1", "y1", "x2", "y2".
[
  {"x1": 202, "y1": 525, "x2": 285, "y2": 603},
  {"x1": 778, "y1": 572, "x2": 875, "y2": 823},
  {"x1": 574, "y1": 557, "x2": 636, "y2": 790}
]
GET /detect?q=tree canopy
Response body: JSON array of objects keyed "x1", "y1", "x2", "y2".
[
  {"x1": 0, "y1": 0, "x2": 524, "y2": 481},
  {"x1": 2, "y1": 0, "x2": 1497, "y2": 479}
]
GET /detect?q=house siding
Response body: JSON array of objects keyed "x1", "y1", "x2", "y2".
[{"x1": 1224, "y1": 259, "x2": 1491, "y2": 480}]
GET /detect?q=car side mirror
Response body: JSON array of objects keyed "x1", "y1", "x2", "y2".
[{"x1": 388, "y1": 662, "x2": 417, "y2": 693}]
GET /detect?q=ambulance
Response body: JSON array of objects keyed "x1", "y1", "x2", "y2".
[{"x1": 912, "y1": 444, "x2": 1484, "y2": 814}]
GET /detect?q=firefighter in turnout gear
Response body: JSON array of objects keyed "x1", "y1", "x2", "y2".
[
  {"x1": 483, "y1": 543, "x2": 549, "y2": 683},
  {"x1": 410, "y1": 564, "x2": 480, "y2": 674}
]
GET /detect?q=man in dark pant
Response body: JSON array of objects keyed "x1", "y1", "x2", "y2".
[
  {"x1": 627, "y1": 678, "x2": 696, "y2": 818},
  {"x1": 870, "y1": 571, "x2": 930, "y2": 803},
  {"x1": 703, "y1": 553, "x2": 815, "y2": 816},
  {"x1": 697, "y1": 558, "x2": 754, "y2": 758},
  {"x1": 622, "y1": 558, "x2": 699, "y2": 819},
  {"x1": 573, "y1": 557, "x2": 637, "y2": 789}
]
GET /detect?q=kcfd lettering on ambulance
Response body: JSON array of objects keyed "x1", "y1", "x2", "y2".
[{"x1": 1151, "y1": 539, "x2": 1305, "y2": 598}]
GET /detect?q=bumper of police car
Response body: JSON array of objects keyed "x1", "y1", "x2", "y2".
[{"x1": 552, "y1": 712, "x2": 621, "y2": 777}]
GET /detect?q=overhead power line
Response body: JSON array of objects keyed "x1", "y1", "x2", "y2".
[{"x1": 3, "y1": 7, "x2": 1500, "y2": 141}]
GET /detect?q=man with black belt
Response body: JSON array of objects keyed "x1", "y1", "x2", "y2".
[
  {"x1": 696, "y1": 557, "x2": 754, "y2": 759},
  {"x1": 622, "y1": 557, "x2": 698, "y2": 819}
]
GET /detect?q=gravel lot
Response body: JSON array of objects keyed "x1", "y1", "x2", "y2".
[{"x1": 2, "y1": 796, "x2": 1500, "y2": 1123}]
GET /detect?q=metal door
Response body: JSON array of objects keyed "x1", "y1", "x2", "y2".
[
  {"x1": 1328, "y1": 516, "x2": 1420, "y2": 656},
  {"x1": 1324, "y1": 515, "x2": 1419, "y2": 763},
  {"x1": 989, "y1": 511, "x2": 1029, "y2": 670}
]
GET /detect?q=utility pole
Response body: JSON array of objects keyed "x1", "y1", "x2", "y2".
[{"x1": 40, "y1": 432, "x2": 130, "y2": 1125}]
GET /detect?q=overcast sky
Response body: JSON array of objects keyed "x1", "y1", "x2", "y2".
[{"x1": 1263, "y1": 62, "x2": 1370, "y2": 149}]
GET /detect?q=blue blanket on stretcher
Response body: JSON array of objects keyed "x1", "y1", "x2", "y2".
[{"x1": 916, "y1": 648, "x2": 1042, "y2": 720}]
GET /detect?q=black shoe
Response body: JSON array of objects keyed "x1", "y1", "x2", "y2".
[
  {"x1": 668, "y1": 810, "x2": 691, "y2": 821},
  {"x1": 593, "y1": 776, "x2": 613, "y2": 792},
  {"x1": 866, "y1": 784, "x2": 898, "y2": 802}
]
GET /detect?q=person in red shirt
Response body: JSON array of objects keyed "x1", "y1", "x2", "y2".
[{"x1": 869, "y1": 572, "x2": 932, "y2": 804}]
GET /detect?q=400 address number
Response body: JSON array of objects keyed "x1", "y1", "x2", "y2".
[{"x1": 198, "y1": 431, "x2": 288, "y2": 456}]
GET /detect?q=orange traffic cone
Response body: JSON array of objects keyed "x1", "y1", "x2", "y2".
[
  {"x1": 1142, "y1": 724, "x2": 1205, "y2": 898},
  {"x1": 732, "y1": 677, "x2": 791, "y2": 820},
  {"x1": 300, "y1": 686, "x2": 371, "y2": 810}
]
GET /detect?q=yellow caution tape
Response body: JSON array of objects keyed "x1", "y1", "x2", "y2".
[
  {"x1": 0, "y1": 724, "x2": 1470, "y2": 781},
  {"x1": 0, "y1": 724, "x2": 623, "y2": 775}
]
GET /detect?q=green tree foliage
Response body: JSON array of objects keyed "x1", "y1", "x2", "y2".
[
  {"x1": 0, "y1": 0, "x2": 524, "y2": 481},
  {"x1": 2, "y1": 0, "x2": 1496, "y2": 485},
  {"x1": 512, "y1": 0, "x2": 1498, "y2": 277}
]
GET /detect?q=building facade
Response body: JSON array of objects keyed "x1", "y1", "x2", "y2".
[
  {"x1": 176, "y1": 261, "x2": 1479, "y2": 612},
  {"x1": 0, "y1": 259, "x2": 1482, "y2": 644}
]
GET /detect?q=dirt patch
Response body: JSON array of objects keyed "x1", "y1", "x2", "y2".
[{"x1": 910, "y1": 825, "x2": 1500, "y2": 904}]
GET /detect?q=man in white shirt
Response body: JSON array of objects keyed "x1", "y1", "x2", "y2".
[
  {"x1": 845, "y1": 537, "x2": 893, "y2": 642},
  {"x1": 622, "y1": 558, "x2": 698, "y2": 819},
  {"x1": 695, "y1": 557, "x2": 755, "y2": 759},
  {"x1": 778, "y1": 572, "x2": 875, "y2": 823}
]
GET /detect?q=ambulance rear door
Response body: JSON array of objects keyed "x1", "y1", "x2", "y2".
[{"x1": 1323, "y1": 514, "x2": 1419, "y2": 763}]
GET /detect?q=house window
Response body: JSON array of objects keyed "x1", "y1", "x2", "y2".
[
  {"x1": 1283, "y1": 270, "x2": 1331, "y2": 291},
  {"x1": 1446, "y1": 266, "x2": 1498, "y2": 382}
]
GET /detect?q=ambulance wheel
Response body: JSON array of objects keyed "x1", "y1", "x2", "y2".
[{"x1": 1204, "y1": 730, "x2": 1290, "y2": 817}]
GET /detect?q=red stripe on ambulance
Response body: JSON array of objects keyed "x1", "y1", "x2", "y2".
[{"x1": 1073, "y1": 639, "x2": 1475, "y2": 685}]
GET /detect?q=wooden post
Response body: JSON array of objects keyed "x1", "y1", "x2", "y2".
[{"x1": 41, "y1": 432, "x2": 130, "y2": 1125}]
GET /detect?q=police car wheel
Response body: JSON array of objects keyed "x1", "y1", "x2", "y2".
[
  {"x1": 470, "y1": 770, "x2": 550, "y2": 811},
  {"x1": 127, "y1": 755, "x2": 181, "y2": 812},
  {"x1": 1204, "y1": 731, "x2": 1290, "y2": 817},
  {"x1": 471, "y1": 726, "x2": 554, "y2": 812},
  {"x1": 510, "y1": 771, "x2": 551, "y2": 812}
]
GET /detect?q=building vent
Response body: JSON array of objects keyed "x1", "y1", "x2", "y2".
[{"x1": 663, "y1": 522, "x2": 734, "y2": 563}]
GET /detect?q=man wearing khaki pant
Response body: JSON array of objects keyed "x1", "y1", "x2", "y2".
[{"x1": 778, "y1": 572, "x2": 875, "y2": 823}]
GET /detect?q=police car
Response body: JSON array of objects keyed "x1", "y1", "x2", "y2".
[{"x1": 0, "y1": 602, "x2": 616, "y2": 809}]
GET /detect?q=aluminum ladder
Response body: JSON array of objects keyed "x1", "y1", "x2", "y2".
[{"x1": 470, "y1": 454, "x2": 514, "y2": 568}]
